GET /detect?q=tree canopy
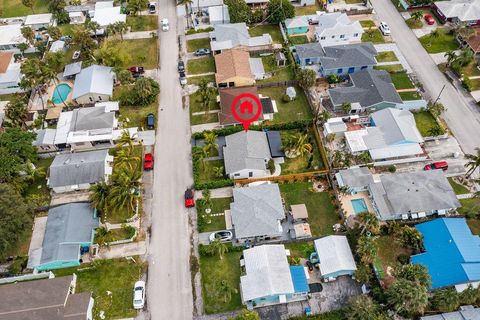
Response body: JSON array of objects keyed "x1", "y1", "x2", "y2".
[
  {"x1": 225, "y1": 0, "x2": 252, "y2": 23},
  {"x1": 296, "y1": 68, "x2": 316, "y2": 90},
  {"x1": 266, "y1": 0, "x2": 295, "y2": 23}
]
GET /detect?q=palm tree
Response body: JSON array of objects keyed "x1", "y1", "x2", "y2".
[
  {"x1": 444, "y1": 50, "x2": 457, "y2": 67},
  {"x1": 114, "y1": 22, "x2": 128, "y2": 41},
  {"x1": 209, "y1": 239, "x2": 228, "y2": 259},
  {"x1": 411, "y1": 11, "x2": 423, "y2": 21},
  {"x1": 21, "y1": 27, "x2": 35, "y2": 46},
  {"x1": 109, "y1": 166, "x2": 143, "y2": 217},
  {"x1": 397, "y1": 225, "x2": 423, "y2": 251},
  {"x1": 193, "y1": 147, "x2": 208, "y2": 171},
  {"x1": 317, "y1": 110, "x2": 331, "y2": 126},
  {"x1": 394, "y1": 263, "x2": 430, "y2": 287},
  {"x1": 22, "y1": 0, "x2": 35, "y2": 13},
  {"x1": 213, "y1": 166, "x2": 224, "y2": 178},
  {"x1": 117, "y1": 130, "x2": 135, "y2": 148},
  {"x1": 203, "y1": 131, "x2": 218, "y2": 155},
  {"x1": 89, "y1": 182, "x2": 110, "y2": 218},
  {"x1": 465, "y1": 148, "x2": 480, "y2": 178},
  {"x1": 456, "y1": 48, "x2": 474, "y2": 66},
  {"x1": 346, "y1": 295, "x2": 381, "y2": 320},
  {"x1": 46, "y1": 26, "x2": 62, "y2": 41},
  {"x1": 285, "y1": 133, "x2": 312, "y2": 157},
  {"x1": 106, "y1": 24, "x2": 118, "y2": 38},
  {"x1": 431, "y1": 288, "x2": 459, "y2": 312},
  {"x1": 356, "y1": 235, "x2": 377, "y2": 265},
  {"x1": 218, "y1": 280, "x2": 237, "y2": 303},
  {"x1": 197, "y1": 79, "x2": 215, "y2": 116},
  {"x1": 4, "y1": 95, "x2": 28, "y2": 128},
  {"x1": 386, "y1": 278, "x2": 428, "y2": 317},
  {"x1": 116, "y1": 147, "x2": 141, "y2": 170},
  {"x1": 86, "y1": 20, "x2": 101, "y2": 39},
  {"x1": 357, "y1": 212, "x2": 380, "y2": 235},
  {"x1": 17, "y1": 43, "x2": 29, "y2": 58},
  {"x1": 428, "y1": 29, "x2": 439, "y2": 47}
]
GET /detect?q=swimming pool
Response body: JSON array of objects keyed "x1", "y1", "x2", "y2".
[
  {"x1": 52, "y1": 83, "x2": 71, "y2": 104},
  {"x1": 351, "y1": 198, "x2": 368, "y2": 215}
]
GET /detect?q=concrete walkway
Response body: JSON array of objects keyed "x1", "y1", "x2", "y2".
[
  {"x1": 374, "y1": 43, "x2": 412, "y2": 73},
  {"x1": 97, "y1": 241, "x2": 147, "y2": 259},
  {"x1": 123, "y1": 30, "x2": 157, "y2": 40},
  {"x1": 457, "y1": 193, "x2": 474, "y2": 199},
  {"x1": 186, "y1": 32, "x2": 210, "y2": 40},
  {"x1": 191, "y1": 110, "x2": 219, "y2": 116},
  {"x1": 429, "y1": 50, "x2": 461, "y2": 65},
  {"x1": 194, "y1": 187, "x2": 233, "y2": 199},
  {"x1": 186, "y1": 72, "x2": 215, "y2": 78},
  {"x1": 191, "y1": 122, "x2": 220, "y2": 133}
]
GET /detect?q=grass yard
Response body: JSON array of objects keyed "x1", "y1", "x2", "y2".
[
  {"x1": 58, "y1": 24, "x2": 75, "y2": 37},
  {"x1": 187, "y1": 38, "x2": 211, "y2": 52},
  {"x1": 54, "y1": 258, "x2": 146, "y2": 319},
  {"x1": 468, "y1": 78, "x2": 480, "y2": 91},
  {"x1": 0, "y1": 93, "x2": 18, "y2": 101},
  {"x1": 289, "y1": 35, "x2": 309, "y2": 45},
  {"x1": 448, "y1": 177, "x2": 470, "y2": 195},
  {"x1": 294, "y1": 3, "x2": 322, "y2": 15},
  {"x1": 419, "y1": 28, "x2": 459, "y2": 54},
  {"x1": 200, "y1": 250, "x2": 243, "y2": 314},
  {"x1": 94, "y1": 227, "x2": 135, "y2": 244},
  {"x1": 458, "y1": 198, "x2": 480, "y2": 216},
  {"x1": 188, "y1": 74, "x2": 216, "y2": 85},
  {"x1": 376, "y1": 51, "x2": 398, "y2": 63},
  {"x1": 361, "y1": 29, "x2": 386, "y2": 44},
  {"x1": 113, "y1": 86, "x2": 158, "y2": 129},
  {"x1": 462, "y1": 61, "x2": 480, "y2": 77},
  {"x1": 280, "y1": 129, "x2": 324, "y2": 173},
  {"x1": 191, "y1": 113, "x2": 219, "y2": 125},
  {"x1": 126, "y1": 15, "x2": 158, "y2": 31},
  {"x1": 197, "y1": 197, "x2": 231, "y2": 232},
  {"x1": 1, "y1": 0, "x2": 49, "y2": 17},
  {"x1": 24, "y1": 158, "x2": 53, "y2": 208},
  {"x1": 413, "y1": 110, "x2": 442, "y2": 137},
  {"x1": 390, "y1": 71, "x2": 415, "y2": 89},
  {"x1": 189, "y1": 91, "x2": 220, "y2": 113},
  {"x1": 258, "y1": 86, "x2": 312, "y2": 123},
  {"x1": 118, "y1": 38, "x2": 158, "y2": 69},
  {"x1": 197, "y1": 159, "x2": 225, "y2": 184},
  {"x1": 280, "y1": 182, "x2": 339, "y2": 236},
  {"x1": 258, "y1": 55, "x2": 295, "y2": 83},
  {"x1": 376, "y1": 235, "x2": 412, "y2": 279},
  {"x1": 374, "y1": 64, "x2": 404, "y2": 73},
  {"x1": 399, "y1": 91, "x2": 422, "y2": 101},
  {"x1": 284, "y1": 241, "x2": 315, "y2": 259},
  {"x1": 248, "y1": 24, "x2": 283, "y2": 44},
  {"x1": 468, "y1": 219, "x2": 480, "y2": 235},
  {"x1": 359, "y1": 20, "x2": 376, "y2": 28},
  {"x1": 345, "y1": 0, "x2": 363, "y2": 3},
  {"x1": 187, "y1": 57, "x2": 216, "y2": 75}
]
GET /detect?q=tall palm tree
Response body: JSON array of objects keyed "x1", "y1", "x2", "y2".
[
  {"x1": 465, "y1": 147, "x2": 480, "y2": 178},
  {"x1": 193, "y1": 147, "x2": 208, "y2": 171},
  {"x1": 117, "y1": 130, "x2": 135, "y2": 148},
  {"x1": 346, "y1": 295, "x2": 381, "y2": 320},
  {"x1": 89, "y1": 182, "x2": 110, "y2": 218},
  {"x1": 444, "y1": 50, "x2": 457, "y2": 67},
  {"x1": 386, "y1": 278, "x2": 428, "y2": 317},
  {"x1": 431, "y1": 288, "x2": 459, "y2": 312},
  {"x1": 21, "y1": 27, "x2": 35, "y2": 46},
  {"x1": 209, "y1": 239, "x2": 228, "y2": 259},
  {"x1": 86, "y1": 20, "x2": 101, "y2": 39},
  {"x1": 356, "y1": 235, "x2": 377, "y2": 265},
  {"x1": 411, "y1": 11, "x2": 422, "y2": 21},
  {"x1": 116, "y1": 147, "x2": 140, "y2": 170},
  {"x1": 357, "y1": 212, "x2": 380, "y2": 235},
  {"x1": 218, "y1": 280, "x2": 237, "y2": 302},
  {"x1": 203, "y1": 131, "x2": 218, "y2": 155},
  {"x1": 456, "y1": 48, "x2": 474, "y2": 66},
  {"x1": 109, "y1": 166, "x2": 143, "y2": 217},
  {"x1": 4, "y1": 95, "x2": 28, "y2": 128}
]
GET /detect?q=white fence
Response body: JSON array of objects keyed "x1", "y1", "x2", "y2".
[{"x1": 0, "y1": 271, "x2": 53, "y2": 285}]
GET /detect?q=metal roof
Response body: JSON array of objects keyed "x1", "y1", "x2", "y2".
[
  {"x1": 420, "y1": 306, "x2": 480, "y2": 319},
  {"x1": 266, "y1": 130, "x2": 285, "y2": 158},
  {"x1": 223, "y1": 131, "x2": 271, "y2": 174},
  {"x1": 63, "y1": 61, "x2": 82, "y2": 77},
  {"x1": 0, "y1": 24, "x2": 25, "y2": 46},
  {"x1": 72, "y1": 65, "x2": 114, "y2": 100},
  {"x1": 92, "y1": 6, "x2": 126, "y2": 26},
  {"x1": 315, "y1": 12, "x2": 363, "y2": 38},
  {"x1": 24, "y1": 13, "x2": 53, "y2": 26},
  {"x1": 314, "y1": 235, "x2": 357, "y2": 277}
]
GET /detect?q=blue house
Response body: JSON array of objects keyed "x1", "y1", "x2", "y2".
[
  {"x1": 314, "y1": 235, "x2": 357, "y2": 280},
  {"x1": 240, "y1": 245, "x2": 309, "y2": 309},
  {"x1": 411, "y1": 218, "x2": 480, "y2": 291},
  {"x1": 284, "y1": 16, "x2": 309, "y2": 35},
  {"x1": 28, "y1": 203, "x2": 99, "y2": 271}
]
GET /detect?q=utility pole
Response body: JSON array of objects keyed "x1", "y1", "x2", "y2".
[{"x1": 434, "y1": 84, "x2": 446, "y2": 105}]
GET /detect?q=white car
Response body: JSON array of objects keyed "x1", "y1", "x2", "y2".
[
  {"x1": 133, "y1": 281, "x2": 146, "y2": 309},
  {"x1": 161, "y1": 18, "x2": 169, "y2": 31},
  {"x1": 379, "y1": 22, "x2": 391, "y2": 36},
  {"x1": 209, "y1": 230, "x2": 233, "y2": 243}
]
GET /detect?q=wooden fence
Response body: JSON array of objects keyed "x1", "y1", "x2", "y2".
[
  {"x1": 235, "y1": 169, "x2": 328, "y2": 185},
  {"x1": 257, "y1": 80, "x2": 298, "y2": 88}
]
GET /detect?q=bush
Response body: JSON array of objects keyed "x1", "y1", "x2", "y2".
[
  {"x1": 267, "y1": 159, "x2": 275, "y2": 174},
  {"x1": 327, "y1": 74, "x2": 340, "y2": 84},
  {"x1": 199, "y1": 244, "x2": 214, "y2": 257},
  {"x1": 397, "y1": 253, "x2": 410, "y2": 265},
  {"x1": 388, "y1": 165, "x2": 396, "y2": 173},
  {"x1": 462, "y1": 77, "x2": 473, "y2": 92},
  {"x1": 121, "y1": 224, "x2": 136, "y2": 239},
  {"x1": 282, "y1": 94, "x2": 291, "y2": 102}
]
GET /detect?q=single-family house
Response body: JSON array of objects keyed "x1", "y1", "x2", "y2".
[
  {"x1": 328, "y1": 69, "x2": 403, "y2": 112},
  {"x1": 284, "y1": 16, "x2": 310, "y2": 35},
  {"x1": 420, "y1": 305, "x2": 480, "y2": 319},
  {"x1": 464, "y1": 29, "x2": 480, "y2": 54},
  {"x1": 344, "y1": 108, "x2": 425, "y2": 164},
  {"x1": 240, "y1": 245, "x2": 309, "y2": 309},
  {"x1": 48, "y1": 150, "x2": 113, "y2": 193},
  {"x1": 0, "y1": 24, "x2": 27, "y2": 52},
  {"x1": 215, "y1": 49, "x2": 255, "y2": 88},
  {"x1": 33, "y1": 128, "x2": 58, "y2": 153},
  {"x1": 411, "y1": 218, "x2": 480, "y2": 291},
  {"x1": 72, "y1": 65, "x2": 114, "y2": 104},
  {"x1": 28, "y1": 203, "x2": 99, "y2": 271},
  {"x1": 433, "y1": 0, "x2": 480, "y2": 25},
  {"x1": 69, "y1": 11, "x2": 87, "y2": 24},
  {"x1": 295, "y1": 42, "x2": 377, "y2": 77},
  {"x1": 0, "y1": 275, "x2": 94, "y2": 320},
  {"x1": 92, "y1": 2, "x2": 126, "y2": 28},
  {"x1": 223, "y1": 130, "x2": 284, "y2": 179},
  {"x1": 49, "y1": 40, "x2": 66, "y2": 53},
  {"x1": 314, "y1": 12, "x2": 363, "y2": 47},
  {"x1": 314, "y1": 235, "x2": 357, "y2": 280},
  {"x1": 24, "y1": 13, "x2": 55, "y2": 31},
  {"x1": 210, "y1": 23, "x2": 273, "y2": 55},
  {"x1": 0, "y1": 52, "x2": 22, "y2": 93},
  {"x1": 190, "y1": 0, "x2": 224, "y2": 14},
  {"x1": 230, "y1": 184, "x2": 285, "y2": 243},
  {"x1": 207, "y1": 5, "x2": 230, "y2": 25},
  {"x1": 335, "y1": 166, "x2": 374, "y2": 194}
]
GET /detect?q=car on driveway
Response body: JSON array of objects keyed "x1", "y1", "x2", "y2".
[
  {"x1": 184, "y1": 188, "x2": 195, "y2": 208},
  {"x1": 424, "y1": 14, "x2": 435, "y2": 25},
  {"x1": 424, "y1": 161, "x2": 448, "y2": 171},
  {"x1": 144, "y1": 153, "x2": 154, "y2": 170},
  {"x1": 194, "y1": 48, "x2": 211, "y2": 56},
  {"x1": 146, "y1": 113, "x2": 155, "y2": 129},
  {"x1": 379, "y1": 22, "x2": 391, "y2": 36},
  {"x1": 179, "y1": 71, "x2": 187, "y2": 86},
  {"x1": 178, "y1": 60, "x2": 185, "y2": 72},
  {"x1": 161, "y1": 18, "x2": 169, "y2": 31},
  {"x1": 209, "y1": 230, "x2": 233, "y2": 243},
  {"x1": 128, "y1": 66, "x2": 145, "y2": 74},
  {"x1": 133, "y1": 281, "x2": 146, "y2": 309}
]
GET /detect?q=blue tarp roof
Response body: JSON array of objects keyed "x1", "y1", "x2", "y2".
[
  {"x1": 289, "y1": 266, "x2": 309, "y2": 293},
  {"x1": 411, "y1": 218, "x2": 480, "y2": 289}
]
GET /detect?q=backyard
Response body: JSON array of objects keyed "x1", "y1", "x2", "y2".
[
  {"x1": 361, "y1": 29, "x2": 386, "y2": 44},
  {"x1": 280, "y1": 182, "x2": 339, "y2": 236},
  {"x1": 197, "y1": 197, "x2": 232, "y2": 232},
  {"x1": 187, "y1": 38, "x2": 211, "y2": 52},
  {"x1": 258, "y1": 55, "x2": 295, "y2": 83},
  {"x1": 126, "y1": 15, "x2": 158, "y2": 32},
  {"x1": 419, "y1": 28, "x2": 459, "y2": 54},
  {"x1": 413, "y1": 110, "x2": 443, "y2": 137},
  {"x1": 1, "y1": 0, "x2": 49, "y2": 17},
  {"x1": 458, "y1": 197, "x2": 480, "y2": 216},
  {"x1": 187, "y1": 57, "x2": 216, "y2": 74},
  {"x1": 54, "y1": 258, "x2": 147, "y2": 319},
  {"x1": 390, "y1": 71, "x2": 415, "y2": 89},
  {"x1": 113, "y1": 86, "x2": 158, "y2": 129},
  {"x1": 289, "y1": 35, "x2": 310, "y2": 45},
  {"x1": 294, "y1": 2, "x2": 322, "y2": 15},
  {"x1": 248, "y1": 24, "x2": 283, "y2": 44},
  {"x1": 375, "y1": 235, "x2": 412, "y2": 282},
  {"x1": 280, "y1": 129, "x2": 324, "y2": 174},
  {"x1": 258, "y1": 86, "x2": 312, "y2": 123},
  {"x1": 189, "y1": 90, "x2": 220, "y2": 125},
  {"x1": 376, "y1": 51, "x2": 398, "y2": 63}
]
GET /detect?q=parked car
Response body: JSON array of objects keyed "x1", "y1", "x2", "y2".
[
  {"x1": 128, "y1": 66, "x2": 145, "y2": 74},
  {"x1": 146, "y1": 113, "x2": 155, "y2": 129},
  {"x1": 209, "y1": 230, "x2": 233, "y2": 243},
  {"x1": 133, "y1": 281, "x2": 146, "y2": 309},
  {"x1": 161, "y1": 18, "x2": 169, "y2": 31},
  {"x1": 424, "y1": 161, "x2": 448, "y2": 171},
  {"x1": 179, "y1": 71, "x2": 187, "y2": 85},
  {"x1": 424, "y1": 14, "x2": 435, "y2": 25},
  {"x1": 144, "y1": 153, "x2": 154, "y2": 170},
  {"x1": 184, "y1": 188, "x2": 195, "y2": 207},
  {"x1": 194, "y1": 48, "x2": 211, "y2": 56},
  {"x1": 148, "y1": 1, "x2": 156, "y2": 13},
  {"x1": 379, "y1": 22, "x2": 391, "y2": 36},
  {"x1": 178, "y1": 60, "x2": 185, "y2": 72}
]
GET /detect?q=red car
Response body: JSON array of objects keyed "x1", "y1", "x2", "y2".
[
  {"x1": 143, "y1": 153, "x2": 154, "y2": 170},
  {"x1": 424, "y1": 14, "x2": 435, "y2": 25},
  {"x1": 424, "y1": 161, "x2": 448, "y2": 171},
  {"x1": 184, "y1": 188, "x2": 195, "y2": 208},
  {"x1": 128, "y1": 66, "x2": 145, "y2": 74}
]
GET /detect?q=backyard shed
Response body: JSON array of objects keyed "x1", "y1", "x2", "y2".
[{"x1": 286, "y1": 86, "x2": 296, "y2": 100}]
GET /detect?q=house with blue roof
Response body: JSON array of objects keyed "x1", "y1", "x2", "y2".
[
  {"x1": 240, "y1": 244, "x2": 309, "y2": 309},
  {"x1": 411, "y1": 218, "x2": 480, "y2": 291}
]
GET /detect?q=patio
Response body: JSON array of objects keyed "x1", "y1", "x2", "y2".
[{"x1": 338, "y1": 191, "x2": 374, "y2": 218}]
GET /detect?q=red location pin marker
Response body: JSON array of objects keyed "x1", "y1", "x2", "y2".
[{"x1": 231, "y1": 93, "x2": 263, "y2": 132}]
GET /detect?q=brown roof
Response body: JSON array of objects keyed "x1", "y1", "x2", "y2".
[
  {"x1": 64, "y1": 292, "x2": 91, "y2": 318},
  {"x1": 218, "y1": 86, "x2": 263, "y2": 126},
  {"x1": 0, "y1": 52, "x2": 13, "y2": 74},
  {"x1": 214, "y1": 49, "x2": 254, "y2": 84},
  {"x1": 466, "y1": 29, "x2": 480, "y2": 53}
]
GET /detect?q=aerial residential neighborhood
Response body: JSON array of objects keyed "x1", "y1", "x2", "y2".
[{"x1": 0, "y1": 0, "x2": 480, "y2": 319}]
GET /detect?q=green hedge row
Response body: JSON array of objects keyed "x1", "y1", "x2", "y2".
[{"x1": 192, "y1": 146, "x2": 234, "y2": 190}]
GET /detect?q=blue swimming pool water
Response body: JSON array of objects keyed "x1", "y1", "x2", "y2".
[
  {"x1": 52, "y1": 83, "x2": 71, "y2": 104},
  {"x1": 351, "y1": 198, "x2": 368, "y2": 215}
]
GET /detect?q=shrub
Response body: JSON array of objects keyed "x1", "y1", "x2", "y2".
[
  {"x1": 462, "y1": 77, "x2": 473, "y2": 92},
  {"x1": 121, "y1": 224, "x2": 136, "y2": 239},
  {"x1": 326, "y1": 74, "x2": 340, "y2": 84},
  {"x1": 198, "y1": 244, "x2": 214, "y2": 256},
  {"x1": 397, "y1": 253, "x2": 410, "y2": 265},
  {"x1": 267, "y1": 159, "x2": 275, "y2": 174},
  {"x1": 282, "y1": 94, "x2": 291, "y2": 102},
  {"x1": 388, "y1": 165, "x2": 396, "y2": 173}
]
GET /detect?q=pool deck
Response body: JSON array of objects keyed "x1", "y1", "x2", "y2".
[{"x1": 339, "y1": 191, "x2": 375, "y2": 218}]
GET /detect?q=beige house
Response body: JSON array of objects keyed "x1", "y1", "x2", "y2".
[
  {"x1": 72, "y1": 65, "x2": 114, "y2": 105},
  {"x1": 215, "y1": 49, "x2": 255, "y2": 88}
]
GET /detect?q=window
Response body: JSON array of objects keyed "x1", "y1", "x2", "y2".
[
  {"x1": 249, "y1": 172, "x2": 253, "y2": 177},
  {"x1": 340, "y1": 34, "x2": 345, "y2": 39},
  {"x1": 348, "y1": 67, "x2": 355, "y2": 73},
  {"x1": 234, "y1": 173, "x2": 240, "y2": 176},
  {"x1": 354, "y1": 33, "x2": 359, "y2": 37},
  {"x1": 361, "y1": 66, "x2": 368, "y2": 70},
  {"x1": 228, "y1": 82, "x2": 234, "y2": 87},
  {"x1": 331, "y1": 35, "x2": 335, "y2": 39},
  {"x1": 337, "y1": 68, "x2": 343, "y2": 74},
  {"x1": 89, "y1": 97, "x2": 93, "y2": 102},
  {"x1": 98, "y1": 96, "x2": 102, "y2": 101},
  {"x1": 320, "y1": 36, "x2": 326, "y2": 40}
]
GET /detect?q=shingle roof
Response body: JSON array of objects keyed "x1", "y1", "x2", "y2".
[
  {"x1": 314, "y1": 235, "x2": 357, "y2": 277},
  {"x1": 435, "y1": 0, "x2": 480, "y2": 22},
  {"x1": 210, "y1": 23, "x2": 272, "y2": 51},
  {"x1": 218, "y1": 86, "x2": 263, "y2": 125},
  {"x1": 315, "y1": 12, "x2": 363, "y2": 38},
  {"x1": 336, "y1": 167, "x2": 374, "y2": 189},
  {"x1": 420, "y1": 306, "x2": 480, "y2": 319},
  {"x1": 64, "y1": 292, "x2": 92, "y2": 318},
  {"x1": 69, "y1": 105, "x2": 115, "y2": 131},
  {"x1": 231, "y1": 184, "x2": 285, "y2": 239},
  {"x1": 224, "y1": 131, "x2": 271, "y2": 175},
  {"x1": 72, "y1": 65, "x2": 114, "y2": 100},
  {"x1": 215, "y1": 49, "x2": 253, "y2": 84}
]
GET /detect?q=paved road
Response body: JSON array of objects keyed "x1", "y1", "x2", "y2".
[
  {"x1": 370, "y1": 0, "x2": 480, "y2": 155},
  {"x1": 146, "y1": 0, "x2": 194, "y2": 319}
]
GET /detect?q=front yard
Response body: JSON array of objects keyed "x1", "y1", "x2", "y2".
[
  {"x1": 280, "y1": 182, "x2": 339, "y2": 237},
  {"x1": 390, "y1": 71, "x2": 415, "y2": 89},
  {"x1": 376, "y1": 51, "x2": 398, "y2": 63},
  {"x1": 361, "y1": 29, "x2": 386, "y2": 44},
  {"x1": 187, "y1": 57, "x2": 216, "y2": 75},
  {"x1": 113, "y1": 86, "x2": 158, "y2": 129},
  {"x1": 113, "y1": 38, "x2": 159, "y2": 69},
  {"x1": 419, "y1": 28, "x2": 459, "y2": 54},
  {"x1": 248, "y1": 24, "x2": 283, "y2": 44},
  {"x1": 399, "y1": 91, "x2": 422, "y2": 101},
  {"x1": 197, "y1": 159, "x2": 226, "y2": 184},
  {"x1": 359, "y1": 20, "x2": 376, "y2": 28},
  {"x1": 448, "y1": 177, "x2": 470, "y2": 195},
  {"x1": 413, "y1": 110, "x2": 444, "y2": 137},
  {"x1": 197, "y1": 197, "x2": 232, "y2": 232},
  {"x1": 126, "y1": 15, "x2": 158, "y2": 31},
  {"x1": 54, "y1": 258, "x2": 147, "y2": 319},
  {"x1": 189, "y1": 90, "x2": 220, "y2": 125},
  {"x1": 188, "y1": 74, "x2": 216, "y2": 85},
  {"x1": 187, "y1": 38, "x2": 211, "y2": 52},
  {"x1": 374, "y1": 64, "x2": 404, "y2": 73},
  {"x1": 258, "y1": 86, "x2": 312, "y2": 123}
]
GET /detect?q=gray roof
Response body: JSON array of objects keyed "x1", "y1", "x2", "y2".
[
  {"x1": 70, "y1": 105, "x2": 115, "y2": 131},
  {"x1": 295, "y1": 42, "x2": 325, "y2": 59},
  {"x1": 337, "y1": 167, "x2": 373, "y2": 189},
  {"x1": 33, "y1": 128, "x2": 57, "y2": 146},
  {"x1": 39, "y1": 203, "x2": 99, "y2": 266},
  {"x1": 63, "y1": 61, "x2": 82, "y2": 77},
  {"x1": 72, "y1": 65, "x2": 113, "y2": 99},
  {"x1": 212, "y1": 23, "x2": 250, "y2": 46},
  {"x1": 369, "y1": 170, "x2": 460, "y2": 220},
  {"x1": 329, "y1": 69, "x2": 403, "y2": 108},
  {"x1": 231, "y1": 184, "x2": 285, "y2": 239},
  {"x1": 223, "y1": 131, "x2": 272, "y2": 174},
  {"x1": 266, "y1": 131, "x2": 285, "y2": 158},
  {"x1": 64, "y1": 292, "x2": 92, "y2": 318},
  {"x1": 49, "y1": 150, "x2": 109, "y2": 188},
  {"x1": 191, "y1": 0, "x2": 224, "y2": 9},
  {"x1": 420, "y1": 306, "x2": 480, "y2": 320}
]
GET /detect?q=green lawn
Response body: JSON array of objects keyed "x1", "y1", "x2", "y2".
[
  {"x1": 197, "y1": 159, "x2": 225, "y2": 184},
  {"x1": 258, "y1": 86, "x2": 312, "y2": 123},
  {"x1": 24, "y1": 158, "x2": 53, "y2": 208},
  {"x1": 406, "y1": 18, "x2": 423, "y2": 29},
  {"x1": 289, "y1": 35, "x2": 309, "y2": 45},
  {"x1": 113, "y1": 85, "x2": 158, "y2": 129},
  {"x1": 361, "y1": 29, "x2": 386, "y2": 44},
  {"x1": 360, "y1": 20, "x2": 376, "y2": 28},
  {"x1": 94, "y1": 227, "x2": 135, "y2": 244},
  {"x1": 197, "y1": 197, "x2": 231, "y2": 232},
  {"x1": 390, "y1": 71, "x2": 415, "y2": 89},
  {"x1": 58, "y1": 24, "x2": 75, "y2": 37},
  {"x1": 0, "y1": 93, "x2": 18, "y2": 101},
  {"x1": 374, "y1": 64, "x2": 404, "y2": 73},
  {"x1": 468, "y1": 219, "x2": 480, "y2": 235},
  {"x1": 188, "y1": 74, "x2": 216, "y2": 85},
  {"x1": 376, "y1": 51, "x2": 398, "y2": 63},
  {"x1": 187, "y1": 38, "x2": 211, "y2": 52},
  {"x1": 200, "y1": 250, "x2": 243, "y2": 314},
  {"x1": 187, "y1": 57, "x2": 216, "y2": 75},
  {"x1": 468, "y1": 78, "x2": 480, "y2": 91},
  {"x1": 118, "y1": 38, "x2": 158, "y2": 69},
  {"x1": 458, "y1": 198, "x2": 480, "y2": 216},
  {"x1": 280, "y1": 129, "x2": 324, "y2": 173},
  {"x1": 248, "y1": 24, "x2": 283, "y2": 44},
  {"x1": 54, "y1": 258, "x2": 146, "y2": 319},
  {"x1": 448, "y1": 177, "x2": 470, "y2": 195},
  {"x1": 189, "y1": 91, "x2": 220, "y2": 113},
  {"x1": 280, "y1": 182, "x2": 339, "y2": 236},
  {"x1": 376, "y1": 235, "x2": 412, "y2": 275},
  {"x1": 399, "y1": 91, "x2": 422, "y2": 101},
  {"x1": 191, "y1": 113, "x2": 219, "y2": 125},
  {"x1": 345, "y1": 0, "x2": 362, "y2": 3},
  {"x1": 413, "y1": 110, "x2": 442, "y2": 137},
  {"x1": 294, "y1": 3, "x2": 322, "y2": 15},
  {"x1": 284, "y1": 241, "x2": 315, "y2": 259},
  {"x1": 462, "y1": 61, "x2": 480, "y2": 77},
  {"x1": 1, "y1": 0, "x2": 49, "y2": 17},
  {"x1": 126, "y1": 15, "x2": 158, "y2": 31},
  {"x1": 258, "y1": 55, "x2": 295, "y2": 83},
  {"x1": 419, "y1": 28, "x2": 459, "y2": 53}
]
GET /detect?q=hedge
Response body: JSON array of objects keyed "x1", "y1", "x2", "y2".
[{"x1": 192, "y1": 146, "x2": 234, "y2": 190}]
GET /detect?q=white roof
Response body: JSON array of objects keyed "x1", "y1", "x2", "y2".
[
  {"x1": 345, "y1": 129, "x2": 368, "y2": 152},
  {"x1": 69, "y1": 12, "x2": 84, "y2": 18},
  {"x1": 249, "y1": 58, "x2": 265, "y2": 76},
  {"x1": 207, "y1": 5, "x2": 230, "y2": 22},
  {"x1": 435, "y1": 0, "x2": 480, "y2": 22},
  {"x1": 240, "y1": 245, "x2": 294, "y2": 302},
  {"x1": 191, "y1": 0, "x2": 224, "y2": 9},
  {"x1": 54, "y1": 111, "x2": 73, "y2": 144},
  {"x1": 24, "y1": 13, "x2": 53, "y2": 26},
  {"x1": 49, "y1": 40, "x2": 65, "y2": 53},
  {"x1": 284, "y1": 16, "x2": 309, "y2": 29},
  {"x1": 315, "y1": 12, "x2": 363, "y2": 38},
  {"x1": 0, "y1": 24, "x2": 25, "y2": 46},
  {"x1": 0, "y1": 62, "x2": 21, "y2": 85},
  {"x1": 314, "y1": 236, "x2": 357, "y2": 276},
  {"x1": 95, "y1": 101, "x2": 119, "y2": 112},
  {"x1": 92, "y1": 6, "x2": 126, "y2": 27},
  {"x1": 95, "y1": 0, "x2": 114, "y2": 10},
  {"x1": 368, "y1": 143, "x2": 423, "y2": 160},
  {"x1": 72, "y1": 65, "x2": 114, "y2": 99}
]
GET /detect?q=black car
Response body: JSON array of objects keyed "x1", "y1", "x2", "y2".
[
  {"x1": 146, "y1": 113, "x2": 155, "y2": 129},
  {"x1": 178, "y1": 60, "x2": 185, "y2": 72}
]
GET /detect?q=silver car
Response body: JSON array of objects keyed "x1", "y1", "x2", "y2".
[{"x1": 209, "y1": 230, "x2": 233, "y2": 243}]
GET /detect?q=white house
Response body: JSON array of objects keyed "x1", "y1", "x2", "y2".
[
  {"x1": 0, "y1": 52, "x2": 22, "y2": 93},
  {"x1": 0, "y1": 24, "x2": 27, "y2": 52},
  {"x1": 24, "y1": 13, "x2": 55, "y2": 31},
  {"x1": 72, "y1": 65, "x2": 114, "y2": 104},
  {"x1": 92, "y1": 1, "x2": 126, "y2": 27},
  {"x1": 69, "y1": 12, "x2": 86, "y2": 25},
  {"x1": 314, "y1": 235, "x2": 357, "y2": 281},
  {"x1": 314, "y1": 12, "x2": 363, "y2": 47}
]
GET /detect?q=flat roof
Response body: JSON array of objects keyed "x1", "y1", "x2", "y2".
[
  {"x1": 24, "y1": 13, "x2": 53, "y2": 25},
  {"x1": 0, "y1": 24, "x2": 25, "y2": 46},
  {"x1": 345, "y1": 129, "x2": 368, "y2": 152}
]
